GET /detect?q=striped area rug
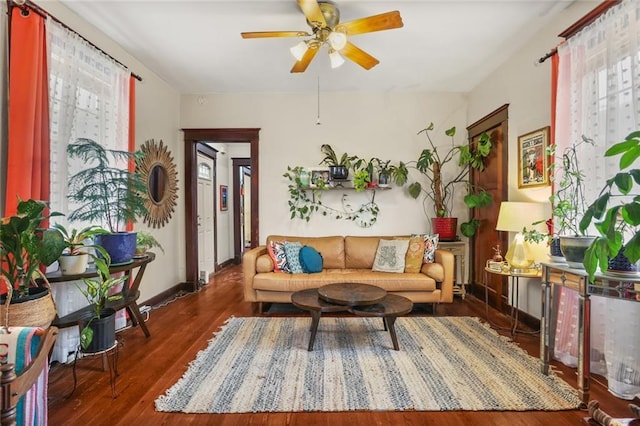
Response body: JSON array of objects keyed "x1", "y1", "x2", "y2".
[{"x1": 155, "y1": 316, "x2": 582, "y2": 413}]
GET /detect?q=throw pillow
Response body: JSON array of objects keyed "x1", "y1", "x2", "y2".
[
  {"x1": 283, "y1": 241, "x2": 304, "y2": 274},
  {"x1": 412, "y1": 233, "x2": 439, "y2": 263},
  {"x1": 268, "y1": 241, "x2": 288, "y2": 273},
  {"x1": 372, "y1": 239, "x2": 409, "y2": 273},
  {"x1": 299, "y1": 245, "x2": 323, "y2": 273},
  {"x1": 404, "y1": 236, "x2": 425, "y2": 273}
]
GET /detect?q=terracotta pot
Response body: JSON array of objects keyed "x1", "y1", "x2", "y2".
[{"x1": 432, "y1": 217, "x2": 458, "y2": 241}]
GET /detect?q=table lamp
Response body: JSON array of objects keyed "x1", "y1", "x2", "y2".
[{"x1": 496, "y1": 201, "x2": 550, "y2": 271}]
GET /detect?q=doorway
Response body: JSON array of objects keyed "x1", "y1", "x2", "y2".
[
  {"x1": 232, "y1": 158, "x2": 251, "y2": 263},
  {"x1": 183, "y1": 128, "x2": 260, "y2": 291},
  {"x1": 196, "y1": 151, "x2": 216, "y2": 283},
  {"x1": 467, "y1": 105, "x2": 509, "y2": 312}
]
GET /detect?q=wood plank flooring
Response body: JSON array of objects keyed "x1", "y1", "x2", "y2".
[{"x1": 48, "y1": 265, "x2": 637, "y2": 425}]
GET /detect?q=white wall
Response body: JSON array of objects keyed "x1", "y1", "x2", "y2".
[
  {"x1": 467, "y1": 1, "x2": 595, "y2": 318},
  {"x1": 181, "y1": 91, "x2": 471, "y2": 242},
  {"x1": 0, "y1": 1, "x2": 184, "y2": 302}
]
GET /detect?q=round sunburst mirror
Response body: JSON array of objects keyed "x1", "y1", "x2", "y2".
[{"x1": 138, "y1": 139, "x2": 179, "y2": 228}]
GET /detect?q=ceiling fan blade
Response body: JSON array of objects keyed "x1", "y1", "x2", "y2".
[
  {"x1": 290, "y1": 46, "x2": 319, "y2": 73},
  {"x1": 341, "y1": 42, "x2": 379, "y2": 70},
  {"x1": 241, "y1": 31, "x2": 309, "y2": 39},
  {"x1": 340, "y1": 11, "x2": 403, "y2": 36},
  {"x1": 297, "y1": 0, "x2": 326, "y2": 28}
]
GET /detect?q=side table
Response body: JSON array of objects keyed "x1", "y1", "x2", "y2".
[
  {"x1": 484, "y1": 266, "x2": 541, "y2": 335},
  {"x1": 439, "y1": 241, "x2": 468, "y2": 299}
]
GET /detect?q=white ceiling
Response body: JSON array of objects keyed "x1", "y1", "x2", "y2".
[{"x1": 58, "y1": 0, "x2": 576, "y2": 94}]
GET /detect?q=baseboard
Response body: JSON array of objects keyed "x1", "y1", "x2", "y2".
[{"x1": 142, "y1": 281, "x2": 193, "y2": 307}]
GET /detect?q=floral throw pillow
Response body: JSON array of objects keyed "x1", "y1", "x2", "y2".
[
  {"x1": 404, "y1": 236, "x2": 426, "y2": 273},
  {"x1": 268, "y1": 241, "x2": 288, "y2": 273},
  {"x1": 283, "y1": 241, "x2": 304, "y2": 274},
  {"x1": 372, "y1": 239, "x2": 409, "y2": 273},
  {"x1": 412, "y1": 233, "x2": 439, "y2": 263}
]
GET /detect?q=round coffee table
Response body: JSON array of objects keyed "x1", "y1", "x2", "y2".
[{"x1": 291, "y1": 283, "x2": 413, "y2": 351}]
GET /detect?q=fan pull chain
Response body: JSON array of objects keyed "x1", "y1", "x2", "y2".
[{"x1": 316, "y1": 75, "x2": 321, "y2": 125}]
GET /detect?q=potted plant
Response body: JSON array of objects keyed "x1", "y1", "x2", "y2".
[
  {"x1": 0, "y1": 199, "x2": 65, "y2": 327},
  {"x1": 52, "y1": 223, "x2": 110, "y2": 275},
  {"x1": 77, "y1": 257, "x2": 126, "y2": 352},
  {"x1": 319, "y1": 144, "x2": 355, "y2": 180},
  {"x1": 136, "y1": 231, "x2": 165, "y2": 256},
  {"x1": 66, "y1": 138, "x2": 149, "y2": 265},
  {"x1": 549, "y1": 136, "x2": 596, "y2": 268},
  {"x1": 406, "y1": 123, "x2": 493, "y2": 239},
  {"x1": 580, "y1": 130, "x2": 640, "y2": 281},
  {"x1": 373, "y1": 159, "x2": 408, "y2": 188}
]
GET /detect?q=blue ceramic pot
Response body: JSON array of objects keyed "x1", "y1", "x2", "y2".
[{"x1": 96, "y1": 232, "x2": 137, "y2": 265}]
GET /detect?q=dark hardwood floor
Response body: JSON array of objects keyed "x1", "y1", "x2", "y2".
[{"x1": 48, "y1": 264, "x2": 637, "y2": 425}]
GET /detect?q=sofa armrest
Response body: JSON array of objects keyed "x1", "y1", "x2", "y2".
[
  {"x1": 433, "y1": 249, "x2": 454, "y2": 303},
  {"x1": 242, "y1": 245, "x2": 269, "y2": 302}
]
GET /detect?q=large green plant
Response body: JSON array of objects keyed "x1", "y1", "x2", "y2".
[
  {"x1": 66, "y1": 138, "x2": 148, "y2": 233},
  {"x1": 406, "y1": 123, "x2": 493, "y2": 237},
  {"x1": 580, "y1": 130, "x2": 640, "y2": 280},
  {"x1": 0, "y1": 199, "x2": 65, "y2": 297}
]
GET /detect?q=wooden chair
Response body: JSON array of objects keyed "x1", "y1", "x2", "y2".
[{"x1": 0, "y1": 327, "x2": 58, "y2": 426}]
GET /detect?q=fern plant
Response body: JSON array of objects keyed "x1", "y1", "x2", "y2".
[{"x1": 66, "y1": 138, "x2": 148, "y2": 232}]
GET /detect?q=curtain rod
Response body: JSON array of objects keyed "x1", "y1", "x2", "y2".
[
  {"x1": 9, "y1": 0, "x2": 142, "y2": 81},
  {"x1": 536, "y1": 0, "x2": 621, "y2": 65}
]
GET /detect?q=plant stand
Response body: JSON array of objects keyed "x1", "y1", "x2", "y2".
[{"x1": 69, "y1": 341, "x2": 119, "y2": 399}]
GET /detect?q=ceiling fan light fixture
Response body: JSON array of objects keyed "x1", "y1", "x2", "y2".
[
  {"x1": 329, "y1": 49, "x2": 345, "y2": 68},
  {"x1": 290, "y1": 40, "x2": 308, "y2": 61},
  {"x1": 328, "y1": 29, "x2": 347, "y2": 51}
]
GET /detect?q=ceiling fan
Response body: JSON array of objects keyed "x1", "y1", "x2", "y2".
[{"x1": 241, "y1": 0, "x2": 403, "y2": 73}]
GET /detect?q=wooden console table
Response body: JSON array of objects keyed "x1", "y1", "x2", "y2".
[
  {"x1": 47, "y1": 252, "x2": 156, "y2": 338},
  {"x1": 540, "y1": 262, "x2": 640, "y2": 404}
]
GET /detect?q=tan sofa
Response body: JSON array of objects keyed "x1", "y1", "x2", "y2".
[{"x1": 243, "y1": 235, "x2": 454, "y2": 313}]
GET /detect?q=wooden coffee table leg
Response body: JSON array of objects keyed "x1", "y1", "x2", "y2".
[
  {"x1": 308, "y1": 311, "x2": 321, "y2": 351},
  {"x1": 385, "y1": 316, "x2": 400, "y2": 350}
]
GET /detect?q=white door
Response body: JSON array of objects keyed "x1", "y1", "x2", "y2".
[{"x1": 197, "y1": 154, "x2": 215, "y2": 281}]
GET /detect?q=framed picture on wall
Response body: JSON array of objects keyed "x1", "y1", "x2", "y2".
[
  {"x1": 220, "y1": 185, "x2": 228, "y2": 211},
  {"x1": 518, "y1": 126, "x2": 550, "y2": 188},
  {"x1": 308, "y1": 167, "x2": 330, "y2": 188}
]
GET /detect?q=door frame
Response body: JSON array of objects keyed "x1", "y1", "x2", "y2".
[
  {"x1": 232, "y1": 158, "x2": 251, "y2": 263},
  {"x1": 183, "y1": 128, "x2": 260, "y2": 291},
  {"x1": 196, "y1": 144, "x2": 218, "y2": 275}
]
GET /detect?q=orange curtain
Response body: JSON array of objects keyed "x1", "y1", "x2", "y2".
[
  {"x1": 126, "y1": 75, "x2": 136, "y2": 232},
  {"x1": 4, "y1": 7, "x2": 50, "y2": 216}
]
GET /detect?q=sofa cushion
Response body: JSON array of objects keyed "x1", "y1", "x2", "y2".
[
  {"x1": 253, "y1": 269, "x2": 436, "y2": 293},
  {"x1": 413, "y1": 233, "x2": 439, "y2": 263},
  {"x1": 299, "y1": 245, "x2": 323, "y2": 273},
  {"x1": 404, "y1": 236, "x2": 425, "y2": 273},
  {"x1": 267, "y1": 235, "x2": 345, "y2": 269},
  {"x1": 345, "y1": 236, "x2": 390, "y2": 269},
  {"x1": 372, "y1": 239, "x2": 409, "y2": 273},
  {"x1": 283, "y1": 242, "x2": 304, "y2": 274},
  {"x1": 268, "y1": 240, "x2": 288, "y2": 273}
]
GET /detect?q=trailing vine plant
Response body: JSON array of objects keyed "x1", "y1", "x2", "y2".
[{"x1": 283, "y1": 166, "x2": 380, "y2": 227}]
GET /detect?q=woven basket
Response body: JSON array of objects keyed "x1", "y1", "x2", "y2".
[{"x1": 1, "y1": 274, "x2": 57, "y2": 329}]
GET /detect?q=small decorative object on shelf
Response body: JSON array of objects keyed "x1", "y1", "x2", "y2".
[{"x1": 492, "y1": 245, "x2": 503, "y2": 263}]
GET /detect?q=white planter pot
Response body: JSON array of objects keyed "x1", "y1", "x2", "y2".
[{"x1": 58, "y1": 253, "x2": 89, "y2": 275}]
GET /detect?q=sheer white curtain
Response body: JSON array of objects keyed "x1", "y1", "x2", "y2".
[
  {"x1": 554, "y1": 0, "x2": 640, "y2": 400},
  {"x1": 45, "y1": 18, "x2": 131, "y2": 364}
]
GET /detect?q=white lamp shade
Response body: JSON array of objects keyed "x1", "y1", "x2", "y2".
[
  {"x1": 496, "y1": 201, "x2": 550, "y2": 233},
  {"x1": 329, "y1": 50, "x2": 345, "y2": 68},
  {"x1": 328, "y1": 31, "x2": 347, "y2": 51},
  {"x1": 290, "y1": 41, "x2": 308, "y2": 61}
]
